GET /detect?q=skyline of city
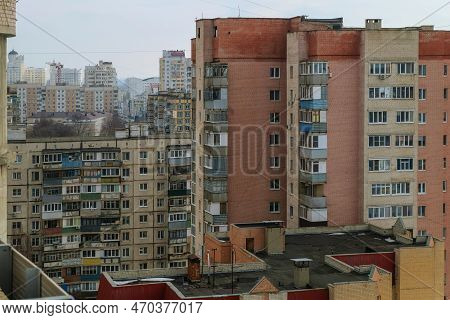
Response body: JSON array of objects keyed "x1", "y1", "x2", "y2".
[{"x1": 7, "y1": 0, "x2": 450, "y2": 78}]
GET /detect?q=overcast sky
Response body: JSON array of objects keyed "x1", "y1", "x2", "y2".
[{"x1": 8, "y1": 0, "x2": 450, "y2": 79}]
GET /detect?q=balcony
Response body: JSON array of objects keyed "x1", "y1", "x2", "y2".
[
  {"x1": 299, "y1": 194, "x2": 327, "y2": 209},
  {"x1": 168, "y1": 157, "x2": 191, "y2": 166},
  {"x1": 80, "y1": 225, "x2": 101, "y2": 233},
  {"x1": 42, "y1": 211, "x2": 63, "y2": 220},
  {"x1": 299, "y1": 74, "x2": 329, "y2": 85},
  {"x1": 62, "y1": 194, "x2": 80, "y2": 202},
  {"x1": 42, "y1": 227, "x2": 62, "y2": 236},
  {"x1": 169, "y1": 220, "x2": 189, "y2": 230},
  {"x1": 300, "y1": 122, "x2": 327, "y2": 133},
  {"x1": 299, "y1": 99, "x2": 328, "y2": 110},
  {"x1": 299, "y1": 147, "x2": 327, "y2": 159},
  {"x1": 168, "y1": 189, "x2": 191, "y2": 197},
  {"x1": 62, "y1": 258, "x2": 82, "y2": 267},
  {"x1": 80, "y1": 274, "x2": 100, "y2": 282},
  {"x1": 43, "y1": 261, "x2": 62, "y2": 269},
  {"x1": 62, "y1": 160, "x2": 82, "y2": 168},
  {"x1": 43, "y1": 178, "x2": 62, "y2": 187},
  {"x1": 300, "y1": 208, "x2": 328, "y2": 223},
  {"x1": 63, "y1": 178, "x2": 80, "y2": 184},
  {"x1": 43, "y1": 194, "x2": 62, "y2": 203},
  {"x1": 205, "y1": 99, "x2": 227, "y2": 109},
  {"x1": 62, "y1": 211, "x2": 80, "y2": 217},
  {"x1": 42, "y1": 163, "x2": 62, "y2": 170},
  {"x1": 62, "y1": 226, "x2": 81, "y2": 233},
  {"x1": 205, "y1": 110, "x2": 227, "y2": 123},
  {"x1": 101, "y1": 177, "x2": 120, "y2": 184},
  {"x1": 299, "y1": 171, "x2": 327, "y2": 184},
  {"x1": 204, "y1": 168, "x2": 227, "y2": 177},
  {"x1": 204, "y1": 211, "x2": 227, "y2": 225},
  {"x1": 80, "y1": 193, "x2": 101, "y2": 201},
  {"x1": 101, "y1": 193, "x2": 120, "y2": 200}
]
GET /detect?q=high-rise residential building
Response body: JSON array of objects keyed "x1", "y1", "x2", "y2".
[
  {"x1": 143, "y1": 77, "x2": 160, "y2": 95},
  {"x1": 7, "y1": 134, "x2": 191, "y2": 298},
  {"x1": 10, "y1": 83, "x2": 119, "y2": 122},
  {"x1": 84, "y1": 60, "x2": 117, "y2": 87},
  {"x1": 23, "y1": 67, "x2": 46, "y2": 85},
  {"x1": 147, "y1": 92, "x2": 191, "y2": 134},
  {"x1": 1, "y1": 0, "x2": 17, "y2": 243},
  {"x1": 7, "y1": 49, "x2": 24, "y2": 85},
  {"x1": 48, "y1": 65, "x2": 82, "y2": 86},
  {"x1": 159, "y1": 50, "x2": 192, "y2": 93},
  {"x1": 191, "y1": 17, "x2": 450, "y2": 295}
]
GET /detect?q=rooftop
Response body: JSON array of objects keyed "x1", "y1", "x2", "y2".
[{"x1": 104, "y1": 229, "x2": 428, "y2": 299}]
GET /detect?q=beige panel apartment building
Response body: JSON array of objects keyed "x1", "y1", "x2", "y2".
[{"x1": 7, "y1": 134, "x2": 191, "y2": 298}]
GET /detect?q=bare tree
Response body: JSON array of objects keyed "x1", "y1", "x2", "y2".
[
  {"x1": 69, "y1": 113, "x2": 94, "y2": 137},
  {"x1": 28, "y1": 119, "x2": 76, "y2": 138},
  {"x1": 100, "y1": 113, "x2": 125, "y2": 136}
]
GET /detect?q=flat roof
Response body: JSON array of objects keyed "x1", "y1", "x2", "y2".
[{"x1": 108, "y1": 231, "x2": 426, "y2": 298}]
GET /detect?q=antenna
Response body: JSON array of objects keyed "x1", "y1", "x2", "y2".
[{"x1": 238, "y1": 5, "x2": 241, "y2": 17}]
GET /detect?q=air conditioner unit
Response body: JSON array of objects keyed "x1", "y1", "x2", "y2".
[{"x1": 329, "y1": 72, "x2": 333, "y2": 78}]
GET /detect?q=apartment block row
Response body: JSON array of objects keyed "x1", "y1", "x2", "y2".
[
  {"x1": 8, "y1": 84, "x2": 119, "y2": 123},
  {"x1": 190, "y1": 17, "x2": 449, "y2": 295},
  {"x1": 7, "y1": 135, "x2": 191, "y2": 298}
]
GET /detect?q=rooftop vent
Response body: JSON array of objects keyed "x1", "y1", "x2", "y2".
[{"x1": 291, "y1": 258, "x2": 312, "y2": 288}]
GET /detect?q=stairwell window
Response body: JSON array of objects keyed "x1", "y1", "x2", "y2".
[
  {"x1": 270, "y1": 179, "x2": 280, "y2": 190},
  {"x1": 270, "y1": 112, "x2": 280, "y2": 124},
  {"x1": 269, "y1": 133, "x2": 280, "y2": 146}
]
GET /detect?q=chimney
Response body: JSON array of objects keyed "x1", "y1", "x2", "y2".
[
  {"x1": 187, "y1": 254, "x2": 201, "y2": 282},
  {"x1": 291, "y1": 258, "x2": 312, "y2": 288},
  {"x1": 365, "y1": 19, "x2": 382, "y2": 30}
]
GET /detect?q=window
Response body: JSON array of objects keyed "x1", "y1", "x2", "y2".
[
  {"x1": 444, "y1": 157, "x2": 447, "y2": 169},
  {"x1": 122, "y1": 232, "x2": 129, "y2": 241},
  {"x1": 139, "y1": 151, "x2": 148, "y2": 159},
  {"x1": 31, "y1": 204, "x2": 40, "y2": 214},
  {"x1": 269, "y1": 133, "x2": 280, "y2": 146},
  {"x1": 397, "y1": 62, "x2": 415, "y2": 74},
  {"x1": 139, "y1": 167, "x2": 148, "y2": 175},
  {"x1": 368, "y1": 206, "x2": 412, "y2": 219},
  {"x1": 139, "y1": 199, "x2": 148, "y2": 208},
  {"x1": 369, "y1": 63, "x2": 391, "y2": 75},
  {"x1": 270, "y1": 67, "x2": 280, "y2": 78},
  {"x1": 101, "y1": 152, "x2": 117, "y2": 160},
  {"x1": 419, "y1": 64, "x2": 427, "y2": 76},
  {"x1": 444, "y1": 112, "x2": 448, "y2": 123},
  {"x1": 31, "y1": 171, "x2": 40, "y2": 181},
  {"x1": 290, "y1": 65, "x2": 294, "y2": 79},
  {"x1": 31, "y1": 188, "x2": 40, "y2": 198},
  {"x1": 157, "y1": 230, "x2": 165, "y2": 240},
  {"x1": 395, "y1": 135, "x2": 414, "y2": 147},
  {"x1": 371, "y1": 184, "x2": 391, "y2": 196},
  {"x1": 139, "y1": 214, "x2": 148, "y2": 223},
  {"x1": 122, "y1": 200, "x2": 130, "y2": 209},
  {"x1": 139, "y1": 183, "x2": 148, "y2": 191},
  {"x1": 12, "y1": 205, "x2": 21, "y2": 214},
  {"x1": 418, "y1": 113, "x2": 426, "y2": 124},
  {"x1": 15, "y1": 154, "x2": 22, "y2": 163},
  {"x1": 12, "y1": 172, "x2": 21, "y2": 180},
  {"x1": 444, "y1": 135, "x2": 448, "y2": 146},
  {"x1": 444, "y1": 88, "x2": 448, "y2": 99},
  {"x1": 392, "y1": 183, "x2": 410, "y2": 195},
  {"x1": 139, "y1": 231, "x2": 148, "y2": 239},
  {"x1": 396, "y1": 111, "x2": 414, "y2": 123},
  {"x1": 368, "y1": 111, "x2": 387, "y2": 124},
  {"x1": 445, "y1": 64, "x2": 448, "y2": 76},
  {"x1": 418, "y1": 136, "x2": 426, "y2": 147},
  {"x1": 397, "y1": 158, "x2": 413, "y2": 171},
  {"x1": 418, "y1": 159, "x2": 426, "y2": 171},
  {"x1": 12, "y1": 188, "x2": 21, "y2": 197},
  {"x1": 31, "y1": 155, "x2": 40, "y2": 164},
  {"x1": 269, "y1": 202, "x2": 280, "y2": 213},
  {"x1": 269, "y1": 112, "x2": 280, "y2": 124},
  {"x1": 369, "y1": 159, "x2": 390, "y2": 172},
  {"x1": 368, "y1": 86, "x2": 414, "y2": 99},
  {"x1": 122, "y1": 152, "x2": 130, "y2": 161},
  {"x1": 157, "y1": 214, "x2": 165, "y2": 224},
  {"x1": 122, "y1": 168, "x2": 130, "y2": 177},
  {"x1": 270, "y1": 157, "x2": 280, "y2": 168},
  {"x1": 139, "y1": 247, "x2": 148, "y2": 255},
  {"x1": 418, "y1": 182, "x2": 426, "y2": 194},
  {"x1": 157, "y1": 198, "x2": 164, "y2": 207},
  {"x1": 368, "y1": 135, "x2": 390, "y2": 147},
  {"x1": 270, "y1": 179, "x2": 280, "y2": 190},
  {"x1": 269, "y1": 90, "x2": 280, "y2": 101},
  {"x1": 419, "y1": 88, "x2": 427, "y2": 100},
  {"x1": 122, "y1": 216, "x2": 130, "y2": 225},
  {"x1": 418, "y1": 206, "x2": 426, "y2": 217},
  {"x1": 444, "y1": 180, "x2": 447, "y2": 192}
]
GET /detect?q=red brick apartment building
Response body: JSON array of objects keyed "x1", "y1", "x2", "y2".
[{"x1": 190, "y1": 16, "x2": 449, "y2": 296}]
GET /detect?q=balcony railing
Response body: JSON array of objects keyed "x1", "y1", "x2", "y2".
[
  {"x1": 299, "y1": 99, "x2": 328, "y2": 110},
  {"x1": 299, "y1": 171, "x2": 327, "y2": 184},
  {"x1": 168, "y1": 189, "x2": 191, "y2": 197},
  {"x1": 299, "y1": 194, "x2": 327, "y2": 209},
  {"x1": 300, "y1": 122, "x2": 327, "y2": 133},
  {"x1": 299, "y1": 147, "x2": 327, "y2": 159}
]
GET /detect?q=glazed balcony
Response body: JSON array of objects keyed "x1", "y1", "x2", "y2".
[
  {"x1": 299, "y1": 194, "x2": 327, "y2": 209},
  {"x1": 299, "y1": 171, "x2": 327, "y2": 184}
]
